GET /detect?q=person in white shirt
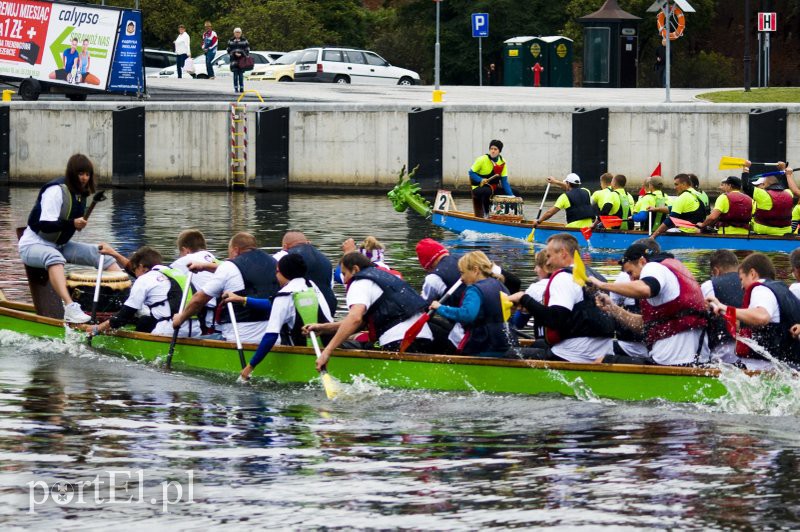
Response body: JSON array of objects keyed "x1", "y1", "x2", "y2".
[
  {"x1": 81, "y1": 246, "x2": 198, "y2": 338},
  {"x1": 18, "y1": 154, "x2": 121, "y2": 323},
  {"x1": 710, "y1": 252, "x2": 800, "y2": 366},
  {"x1": 174, "y1": 24, "x2": 191, "y2": 78},
  {"x1": 306, "y1": 252, "x2": 433, "y2": 372},
  {"x1": 699, "y1": 249, "x2": 743, "y2": 362},
  {"x1": 173, "y1": 232, "x2": 279, "y2": 344},
  {"x1": 789, "y1": 248, "x2": 800, "y2": 301},
  {"x1": 169, "y1": 229, "x2": 218, "y2": 332},
  {"x1": 224, "y1": 253, "x2": 334, "y2": 380},
  {"x1": 591, "y1": 243, "x2": 709, "y2": 366},
  {"x1": 507, "y1": 233, "x2": 615, "y2": 363}
]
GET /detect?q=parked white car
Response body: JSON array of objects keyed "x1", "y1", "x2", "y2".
[
  {"x1": 149, "y1": 50, "x2": 284, "y2": 79},
  {"x1": 294, "y1": 47, "x2": 419, "y2": 85},
  {"x1": 143, "y1": 49, "x2": 176, "y2": 76}
]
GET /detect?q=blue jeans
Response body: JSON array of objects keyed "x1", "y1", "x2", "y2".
[
  {"x1": 176, "y1": 53, "x2": 187, "y2": 78},
  {"x1": 205, "y1": 50, "x2": 216, "y2": 78},
  {"x1": 232, "y1": 69, "x2": 244, "y2": 91}
]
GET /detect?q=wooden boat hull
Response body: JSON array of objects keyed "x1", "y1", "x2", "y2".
[
  {"x1": 433, "y1": 210, "x2": 800, "y2": 253},
  {"x1": 0, "y1": 300, "x2": 736, "y2": 404}
]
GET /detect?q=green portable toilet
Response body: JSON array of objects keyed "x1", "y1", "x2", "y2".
[
  {"x1": 542, "y1": 36, "x2": 573, "y2": 87},
  {"x1": 503, "y1": 36, "x2": 536, "y2": 86}
]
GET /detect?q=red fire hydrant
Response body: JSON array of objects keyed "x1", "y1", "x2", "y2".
[{"x1": 532, "y1": 63, "x2": 543, "y2": 87}]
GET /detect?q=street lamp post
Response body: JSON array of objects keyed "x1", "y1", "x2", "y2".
[{"x1": 744, "y1": 0, "x2": 751, "y2": 91}]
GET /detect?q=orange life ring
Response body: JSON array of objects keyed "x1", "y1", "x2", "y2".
[{"x1": 657, "y1": 6, "x2": 686, "y2": 43}]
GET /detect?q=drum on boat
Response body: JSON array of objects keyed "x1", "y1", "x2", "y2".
[
  {"x1": 66, "y1": 269, "x2": 132, "y2": 314},
  {"x1": 489, "y1": 195, "x2": 524, "y2": 221}
]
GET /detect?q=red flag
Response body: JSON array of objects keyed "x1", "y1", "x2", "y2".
[
  {"x1": 650, "y1": 162, "x2": 662, "y2": 177},
  {"x1": 638, "y1": 185, "x2": 646, "y2": 198},
  {"x1": 580, "y1": 226, "x2": 592, "y2": 241},
  {"x1": 724, "y1": 306, "x2": 737, "y2": 338}
]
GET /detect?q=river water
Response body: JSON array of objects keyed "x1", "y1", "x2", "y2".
[{"x1": 1, "y1": 187, "x2": 800, "y2": 528}]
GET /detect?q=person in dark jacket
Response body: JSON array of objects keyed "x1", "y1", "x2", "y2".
[
  {"x1": 700, "y1": 249, "x2": 743, "y2": 361},
  {"x1": 226, "y1": 27, "x2": 250, "y2": 93}
]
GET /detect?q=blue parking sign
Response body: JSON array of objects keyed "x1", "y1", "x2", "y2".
[{"x1": 471, "y1": 13, "x2": 489, "y2": 38}]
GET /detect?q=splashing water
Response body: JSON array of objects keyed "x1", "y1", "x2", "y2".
[{"x1": 710, "y1": 336, "x2": 800, "y2": 416}]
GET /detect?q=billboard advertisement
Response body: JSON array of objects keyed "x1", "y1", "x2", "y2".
[{"x1": 0, "y1": 1, "x2": 142, "y2": 94}]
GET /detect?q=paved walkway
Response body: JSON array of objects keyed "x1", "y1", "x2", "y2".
[{"x1": 146, "y1": 77, "x2": 720, "y2": 105}]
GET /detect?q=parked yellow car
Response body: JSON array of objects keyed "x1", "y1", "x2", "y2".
[{"x1": 249, "y1": 49, "x2": 303, "y2": 82}]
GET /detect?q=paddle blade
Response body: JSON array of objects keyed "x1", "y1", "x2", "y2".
[
  {"x1": 724, "y1": 306, "x2": 737, "y2": 338},
  {"x1": 525, "y1": 227, "x2": 535, "y2": 243},
  {"x1": 669, "y1": 216, "x2": 699, "y2": 231},
  {"x1": 599, "y1": 215, "x2": 623, "y2": 228},
  {"x1": 500, "y1": 292, "x2": 513, "y2": 322},
  {"x1": 572, "y1": 250, "x2": 587, "y2": 287},
  {"x1": 719, "y1": 156, "x2": 747, "y2": 170},
  {"x1": 399, "y1": 313, "x2": 430, "y2": 353},
  {"x1": 650, "y1": 162, "x2": 662, "y2": 177},
  {"x1": 580, "y1": 226, "x2": 592, "y2": 241},
  {"x1": 321, "y1": 371, "x2": 343, "y2": 400}
]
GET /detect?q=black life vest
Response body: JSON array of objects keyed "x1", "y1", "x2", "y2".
[
  {"x1": 350, "y1": 266, "x2": 427, "y2": 343},
  {"x1": 429, "y1": 254, "x2": 466, "y2": 303},
  {"x1": 672, "y1": 189, "x2": 706, "y2": 224},
  {"x1": 542, "y1": 267, "x2": 615, "y2": 345},
  {"x1": 218, "y1": 249, "x2": 279, "y2": 324},
  {"x1": 27, "y1": 177, "x2": 87, "y2": 245},
  {"x1": 737, "y1": 280, "x2": 800, "y2": 363},
  {"x1": 457, "y1": 278, "x2": 515, "y2": 355},
  {"x1": 564, "y1": 188, "x2": 594, "y2": 223},
  {"x1": 707, "y1": 272, "x2": 744, "y2": 350},
  {"x1": 288, "y1": 243, "x2": 337, "y2": 313}
]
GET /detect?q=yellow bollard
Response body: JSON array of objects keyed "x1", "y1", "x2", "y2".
[
  {"x1": 432, "y1": 89, "x2": 445, "y2": 103},
  {"x1": 2, "y1": 90, "x2": 14, "y2": 102}
]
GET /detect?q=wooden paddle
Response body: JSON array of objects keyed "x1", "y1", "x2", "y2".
[
  {"x1": 89, "y1": 250, "x2": 105, "y2": 324},
  {"x1": 83, "y1": 190, "x2": 107, "y2": 221},
  {"x1": 399, "y1": 279, "x2": 464, "y2": 354},
  {"x1": 310, "y1": 330, "x2": 342, "y2": 399},
  {"x1": 227, "y1": 301, "x2": 246, "y2": 369},
  {"x1": 165, "y1": 272, "x2": 193, "y2": 370},
  {"x1": 526, "y1": 182, "x2": 551, "y2": 242}
]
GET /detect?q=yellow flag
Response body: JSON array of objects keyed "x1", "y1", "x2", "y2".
[
  {"x1": 573, "y1": 250, "x2": 588, "y2": 287},
  {"x1": 500, "y1": 292, "x2": 513, "y2": 322}
]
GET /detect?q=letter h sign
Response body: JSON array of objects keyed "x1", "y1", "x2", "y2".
[{"x1": 758, "y1": 12, "x2": 777, "y2": 32}]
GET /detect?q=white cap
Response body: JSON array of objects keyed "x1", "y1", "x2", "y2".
[
  {"x1": 234, "y1": 27, "x2": 242, "y2": 33},
  {"x1": 564, "y1": 173, "x2": 581, "y2": 185},
  {"x1": 752, "y1": 176, "x2": 766, "y2": 186}
]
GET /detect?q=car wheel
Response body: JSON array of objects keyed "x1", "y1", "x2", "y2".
[
  {"x1": 398, "y1": 77, "x2": 413, "y2": 86},
  {"x1": 279, "y1": 76, "x2": 292, "y2": 82},
  {"x1": 334, "y1": 75, "x2": 350, "y2": 84},
  {"x1": 19, "y1": 78, "x2": 41, "y2": 101}
]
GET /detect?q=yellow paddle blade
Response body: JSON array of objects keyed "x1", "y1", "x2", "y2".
[
  {"x1": 321, "y1": 372, "x2": 343, "y2": 400},
  {"x1": 573, "y1": 250, "x2": 587, "y2": 287},
  {"x1": 500, "y1": 292, "x2": 513, "y2": 322},
  {"x1": 525, "y1": 227, "x2": 535, "y2": 243},
  {"x1": 718, "y1": 156, "x2": 747, "y2": 170}
]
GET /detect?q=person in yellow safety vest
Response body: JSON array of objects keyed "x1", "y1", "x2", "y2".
[
  {"x1": 468, "y1": 139, "x2": 518, "y2": 218},
  {"x1": 632, "y1": 176, "x2": 670, "y2": 231},
  {"x1": 696, "y1": 176, "x2": 754, "y2": 235},
  {"x1": 533, "y1": 173, "x2": 594, "y2": 228},
  {"x1": 603, "y1": 174, "x2": 636, "y2": 230},
  {"x1": 591, "y1": 172, "x2": 614, "y2": 214},
  {"x1": 651, "y1": 174, "x2": 707, "y2": 237},
  {"x1": 689, "y1": 174, "x2": 710, "y2": 214}
]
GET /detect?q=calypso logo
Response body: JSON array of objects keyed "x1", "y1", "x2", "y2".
[{"x1": 58, "y1": 8, "x2": 100, "y2": 27}]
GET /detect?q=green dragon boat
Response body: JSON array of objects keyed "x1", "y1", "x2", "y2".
[{"x1": 0, "y1": 298, "x2": 744, "y2": 403}]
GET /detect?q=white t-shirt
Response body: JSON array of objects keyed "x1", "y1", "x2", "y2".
[
  {"x1": 525, "y1": 278, "x2": 548, "y2": 303},
  {"x1": 701, "y1": 279, "x2": 714, "y2": 299},
  {"x1": 421, "y1": 273, "x2": 448, "y2": 302},
  {"x1": 174, "y1": 32, "x2": 190, "y2": 55},
  {"x1": 201, "y1": 260, "x2": 268, "y2": 343},
  {"x1": 641, "y1": 261, "x2": 707, "y2": 365},
  {"x1": 546, "y1": 270, "x2": 613, "y2": 363},
  {"x1": 749, "y1": 282, "x2": 780, "y2": 324},
  {"x1": 171, "y1": 250, "x2": 219, "y2": 327},
  {"x1": 347, "y1": 278, "x2": 432, "y2": 346},
  {"x1": 266, "y1": 278, "x2": 333, "y2": 345},
  {"x1": 790, "y1": 282, "x2": 800, "y2": 301},
  {"x1": 18, "y1": 185, "x2": 68, "y2": 250},
  {"x1": 610, "y1": 271, "x2": 636, "y2": 307},
  {"x1": 124, "y1": 266, "x2": 197, "y2": 337}
]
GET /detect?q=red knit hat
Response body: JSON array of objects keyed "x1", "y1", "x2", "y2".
[{"x1": 416, "y1": 238, "x2": 448, "y2": 270}]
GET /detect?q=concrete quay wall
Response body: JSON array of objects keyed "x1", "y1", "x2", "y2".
[{"x1": 2, "y1": 102, "x2": 798, "y2": 191}]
